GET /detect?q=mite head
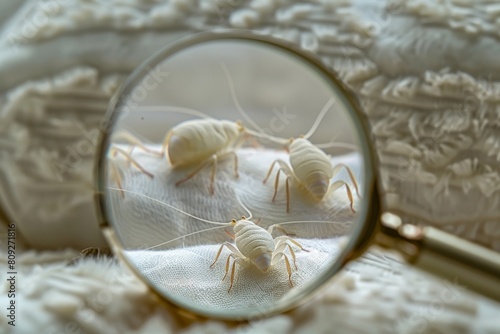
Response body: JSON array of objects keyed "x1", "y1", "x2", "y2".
[
  {"x1": 230, "y1": 216, "x2": 249, "y2": 225},
  {"x1": 287, "y1": 136, "x2": 306, "y2": 152},
  {"x1": 284, "y1": 137, "x2": 294, "y2": 153},
  {"x1": 235, "y1": 120, "x2": 245, "y2": 133}
]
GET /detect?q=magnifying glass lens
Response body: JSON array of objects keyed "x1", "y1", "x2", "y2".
[{"x1": 102, "y1": 35, "x2": 374, "y2": 319}]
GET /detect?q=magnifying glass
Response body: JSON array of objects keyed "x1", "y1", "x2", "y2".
[{"x1": 95, "y1": 31, "x2": 500, "y2": 321}]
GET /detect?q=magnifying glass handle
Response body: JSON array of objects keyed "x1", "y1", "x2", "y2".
[{"x1": 378, "y1": 213, "x2": 500, "y2": 302}]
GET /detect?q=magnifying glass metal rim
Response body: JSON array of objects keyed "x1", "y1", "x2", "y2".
[{"x1": 94, "y1": 30, "x2": 500, "y2": 321}]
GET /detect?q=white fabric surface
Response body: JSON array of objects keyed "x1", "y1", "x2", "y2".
[{"x1": 126, "y1": 239, "x2": 338, "y2": 313}]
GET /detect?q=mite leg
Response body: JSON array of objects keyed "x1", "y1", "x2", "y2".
[
  {"x1": 118, "y1": 145, "x2": 139, "y2": 173},
  {"x1": 267, "y1": 224, "x2": 296, "y2": 237},
  {"x1": 224, "y1": 254, "x2": 249, "y2": 292},
  {"x1": 327, "y1": 180, "x2": 355, "y2": 213},
  {"x1": 235, "y1": 130, "x2": 262, "y2": 149},
  {"x1": 263, "y1": 160, "x2": 296, "y2": 212},
  {"x1": 271, "y1": 233, "x2": 308, "y2": 288},
  {"x1": 110, "y1": 146, "x2": 154, "y2": 179},
  {"x1": 224, "y1": 230, "x2": 235, "y2": 240},
  {"x1": 175, "y1": 150, "x2": 238, "y2": 194},
  {"x1": 175, "y1": 154, "x2": 217, "y2": 194},
  {"x1": 331, "y1": 163, "x2": 361, "y2": 198},
  {"x1": 263, "y1": 160, "x2": 279, "y2": 184},
  {"x1": 210, "y1": 242, "x2": 244, "y2": 269},
  {"x1": 209, "y1": 242, "x2": 248, "y2": 292},
  {"x1": 273, "y1": 236, "x2": 308, "y2": 252},
  {"x1": 274, "y1": 241, "x2": 298, "y2": 270},
  {"x1": 274, "y1": 236, "x2": 309, "y2": 269},
  {"x1": 270, "y1": 251, "x2": 294, "y2": 287},
  {"x1": 217, "y1": 150, "x2": 239, "y2": 179},
  {"x1": 109, "y1": 160, "x2": 124, "y2": 198},
  {"x1": 272, "y1": 169, "x2": 282, "y2": 202},
  {"x1": 112, "y1": 130, "x2": 163, "y2": 157}
]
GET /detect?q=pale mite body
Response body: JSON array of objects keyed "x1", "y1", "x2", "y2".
[
  {"x1": 263, "y1": 135, "x2": 359, "y2": 213},
  {"x1": 163, "y1": 118, "x2": 246, "y2": 194},
  {"x1": 289, "y1": 138, "x2": 334, "y2": 199},
  {"x1": 108, "y1": 145, "x2": 154, "y2": 198},
  {"x1": 234, "y1": 219, "x2": 274, "y2": 272},
  {"x1": 166, "y1": 119, "x2": 243, "y2": 168},
  {"x1": 210, "y1": 217, "x2": 305, "y2": 292}
]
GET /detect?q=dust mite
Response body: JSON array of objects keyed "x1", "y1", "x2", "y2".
[
  {"x1": 210, "y1": 216, "x2": 308, "y2": 292},
  {"x1": 108, "y1": 110, "x2": 286, "y2": 195},
  {"x1": 221, "y1": 62, "x2": 361, "y2": 213}
]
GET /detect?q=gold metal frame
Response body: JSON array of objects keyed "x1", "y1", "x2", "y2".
[
  {"x1": 93, "y1": 30, "x2": 500, "y2": 321},
  {"x1": 378, "y1": 213, "x2": 500, "y2": 301}
]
